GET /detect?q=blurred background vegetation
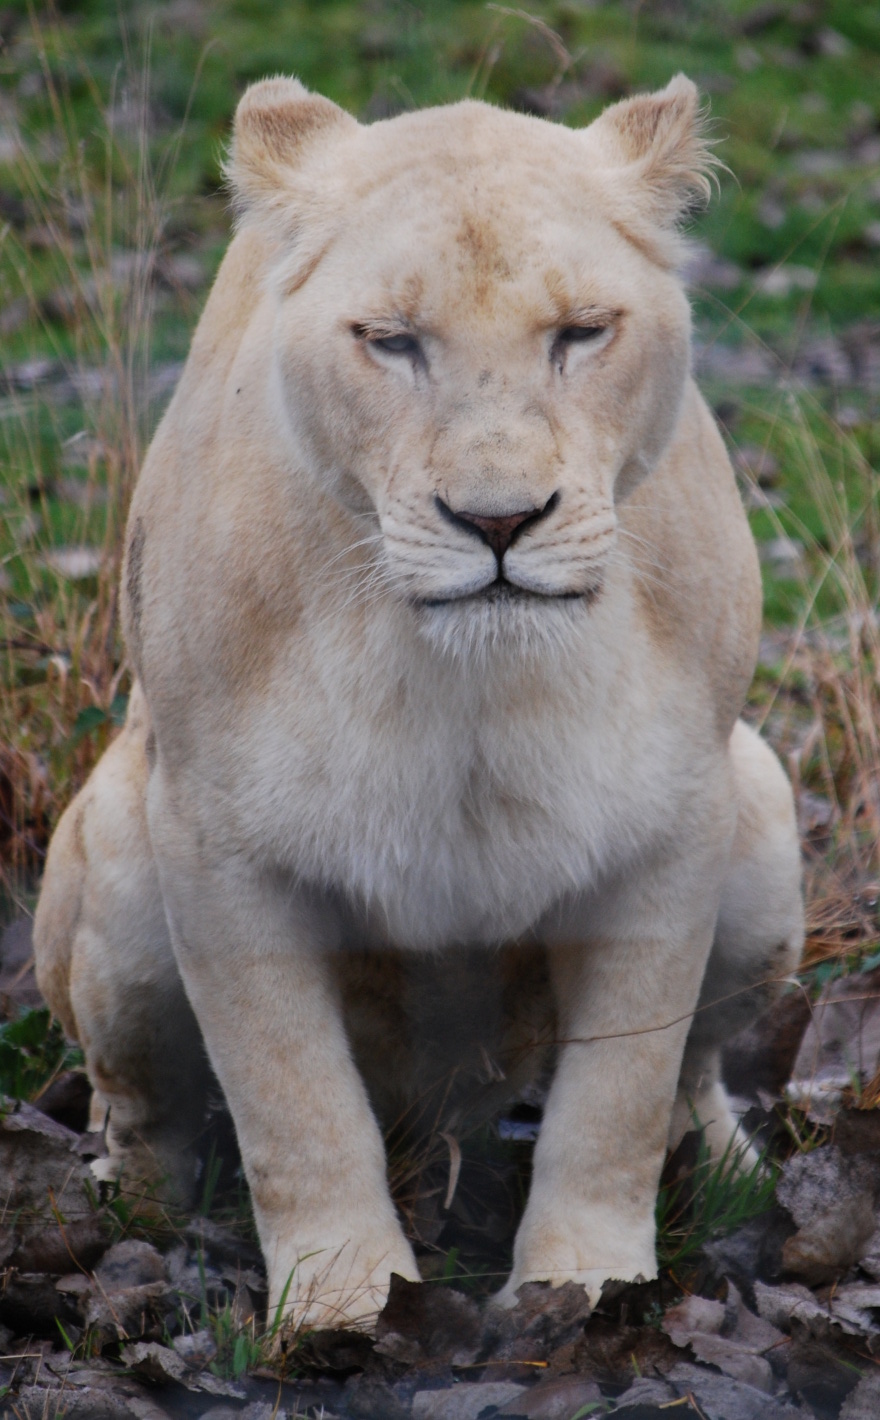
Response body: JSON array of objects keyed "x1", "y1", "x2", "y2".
[{"x1": 1, "y1": 0, "x2": 879, "y2": 984}]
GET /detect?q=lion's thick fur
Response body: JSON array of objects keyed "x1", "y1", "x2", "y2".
[{"x1": 34, "y1": 75, "x2": 803, "y2": 1328}]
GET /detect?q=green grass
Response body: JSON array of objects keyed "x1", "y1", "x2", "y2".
[
  {"x1": 657, "y1": 1135, "x2": 779, "y2": 1274},
  {"x1": 0, "y1": 1005, "x2": 82, "y2": 1100},
  {"x1": 2, "y1": 1, "x2": 878, "y2": 355}
]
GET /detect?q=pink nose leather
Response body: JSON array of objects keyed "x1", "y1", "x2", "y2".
[{"x1": 452, "y1": 508, "x2": 538, "y2": 559}]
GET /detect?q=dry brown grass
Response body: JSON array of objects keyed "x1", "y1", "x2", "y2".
[
  {"x1": 0, "y1": 19, "x2": 186, "y2": 907},
  {"x1": 737, "y1": 392, "x2": 880, "y2": 968}
]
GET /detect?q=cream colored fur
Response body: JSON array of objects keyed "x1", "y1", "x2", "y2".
[{"x1": 34, "y1": 75, "x2": 803, "y2": 1329}]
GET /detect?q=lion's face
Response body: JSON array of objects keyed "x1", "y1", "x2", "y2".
[{"x1": 230, "y1": 81, "x2": 711, "y2": 649}]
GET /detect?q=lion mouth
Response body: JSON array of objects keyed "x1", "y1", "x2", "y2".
[{"x1": 418, "y1": 577, "x2": 602, "y2": 610}]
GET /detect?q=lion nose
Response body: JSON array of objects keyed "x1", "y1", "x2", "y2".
[{"x1": 436, "y1": 492, "x2": 559, "y2": 559}]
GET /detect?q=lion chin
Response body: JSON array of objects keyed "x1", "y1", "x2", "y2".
[
  {"x1": 32, "y1": 73, "x2": 804, "y2": 1333},
  {"x1": 414, "y1": 580, "x2": 596, "y2": 659}
]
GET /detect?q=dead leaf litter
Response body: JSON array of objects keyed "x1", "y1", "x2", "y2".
[{"x1": 3, "y1": 919, "x2": 880, "y2": 1416}]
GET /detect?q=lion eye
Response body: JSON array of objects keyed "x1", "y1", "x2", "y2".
[
  {"x1": 351, "y1": 324, "x2": 423, "y2": 363},
  {"x1": 551, "y1": 321, "x2": 613, "y2": 371},
  {"x1": 372, "y1": 333, "x2": 420, "y2": 357},
  {"x1": 557, "y1": 325, "x2": 608, "y2": 344}
]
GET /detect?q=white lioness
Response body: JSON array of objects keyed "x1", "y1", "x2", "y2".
[{"x1": 34, "y1": 74, "x2": 804, "y2": 1330}]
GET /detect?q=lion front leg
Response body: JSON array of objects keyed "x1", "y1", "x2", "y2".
[
  {"x1": 500, "y1": 842, "x2": 728, "y2": 1308},
  {"x1": 147, "y1": 784, "x2": 418, "y2": 1332}
]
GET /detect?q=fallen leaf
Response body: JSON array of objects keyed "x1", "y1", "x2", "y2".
[
  {"x1": 0, "y1": 1098, "x2": 92, "y2": 1203},
  {"x1": 834, "y1": 1108, "x2": 880, "y2": 1155},
  {"x1": 785, "y1": 1335, "x2": 862, "y2": 1417},
  {"x1": 297, "y1": 1327, "x2": 375, "y2": 1372},
  {"x1": 56, "y1": 1272, "x2": 92, "y2": 1296},
  {"x1": 496, "y1": 1374, "x2": 603, "y2": 1417},
  {"x1": 776, "y1": 1147, "x2": 876, "y2": 1284},
  {"x1": 702, "y1": 1206, "x2": 795, "y2": 1297},
  {"x1": 667, "y1": 1360, "x2": 806, "y2": 1419},
  {"x1": 124, "y1": 1397, "x2": 176, "y2": 1420},
  {"x1": 826, "y1": 1281, "x2": 880, "y2": 1338},
  {"x1": 375, "y1": 1275, "x2": 482, "y2": 1368},
  {"x1": 788, "y1": 968, "x2": 880, "y2": 1120},
  {"x1": 85, "y1": 1280, "x2": 172, "y2": 1344},
  {"x1": 608, "y1": 1376, "x2": 675, "y2": 1414},
  {"x1": 0, "y1": 1271, "x2": 81, "y2": 1334},
  {"x1": 12, "y1": 1384, "x2": 135, "y2": 1419},
  {"x1": 121, "y1": 1341, "x2": 246, "y2": 1398},
  {"x1": 754, "y1": 1279, "x2": 858, "y2": 1338},
  {"x1": 411, "y1": 1381, "x2": 527, "y2": 1420},
  {"x1": 345, "y1": 1375, "x2": 411, "y2": 1420},
  {"x1": 480, "y1": 1281, "x2": 592, "y2": 1365},
  {"x1": 170, "y1": 1327, "x2": 218, "y2": 1369},
  {"x1": 95, "y1": 1239, "x2": 167, "y2": 1291},
  {"x1": 840, "y1": 1371, "x2": 880, "y2": 1419},
  {"x1": 661, "y1": 1283, "x2": 784, "y2": 1392},
  {"x1": 9, "y1": 1213, "x2": 110, "y2": 1273},
  {"x1": 119, "y1": 1341, "x2": 187, "y2": 1384}
]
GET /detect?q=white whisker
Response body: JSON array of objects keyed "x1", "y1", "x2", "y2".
[{"x1": 318, "y1": 531, "x2": 385, "y2": 576}]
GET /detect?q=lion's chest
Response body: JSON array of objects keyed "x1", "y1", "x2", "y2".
[{"x1": 239, "y1": 638, "x2": 683, "y2": 949}]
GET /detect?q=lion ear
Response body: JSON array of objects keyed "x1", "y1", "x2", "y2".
[
  {"x1": 226, "y1": 77, "x2": 356, "y2": 222},
  {"x1": 581, "y1": 74, "x2": 716, "y2": 230}
]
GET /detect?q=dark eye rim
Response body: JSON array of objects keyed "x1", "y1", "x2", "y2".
[
  {"x1": 557, "y1": 323, "x2": 610, "y2": 344},
  {"x1": 352, "y1": 324, "x2": 421, "y2": 358}
]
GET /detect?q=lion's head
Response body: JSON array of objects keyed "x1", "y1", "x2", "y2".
[{"x1": 226, "y1": 75, "x2": 715, "y2": 653}]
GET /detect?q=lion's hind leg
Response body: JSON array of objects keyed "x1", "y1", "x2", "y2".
[
  {"x1": 33, "y1": 686, "x2": 212, "y2": 1206},
  {"x1": 669, "y1": 719, "x2": 804, "y2": 1169}
]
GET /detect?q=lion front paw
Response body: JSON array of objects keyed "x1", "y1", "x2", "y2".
[
  {"x1": 495, "y1": 1263, "x2": 653, "y2": 1312},
  {"x1": 501, "y1": 1208, "x2": 657, "y2": 1308},
  {"x1": 266, "y1": 1231, "x2": 420, "y2": 1334}
]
